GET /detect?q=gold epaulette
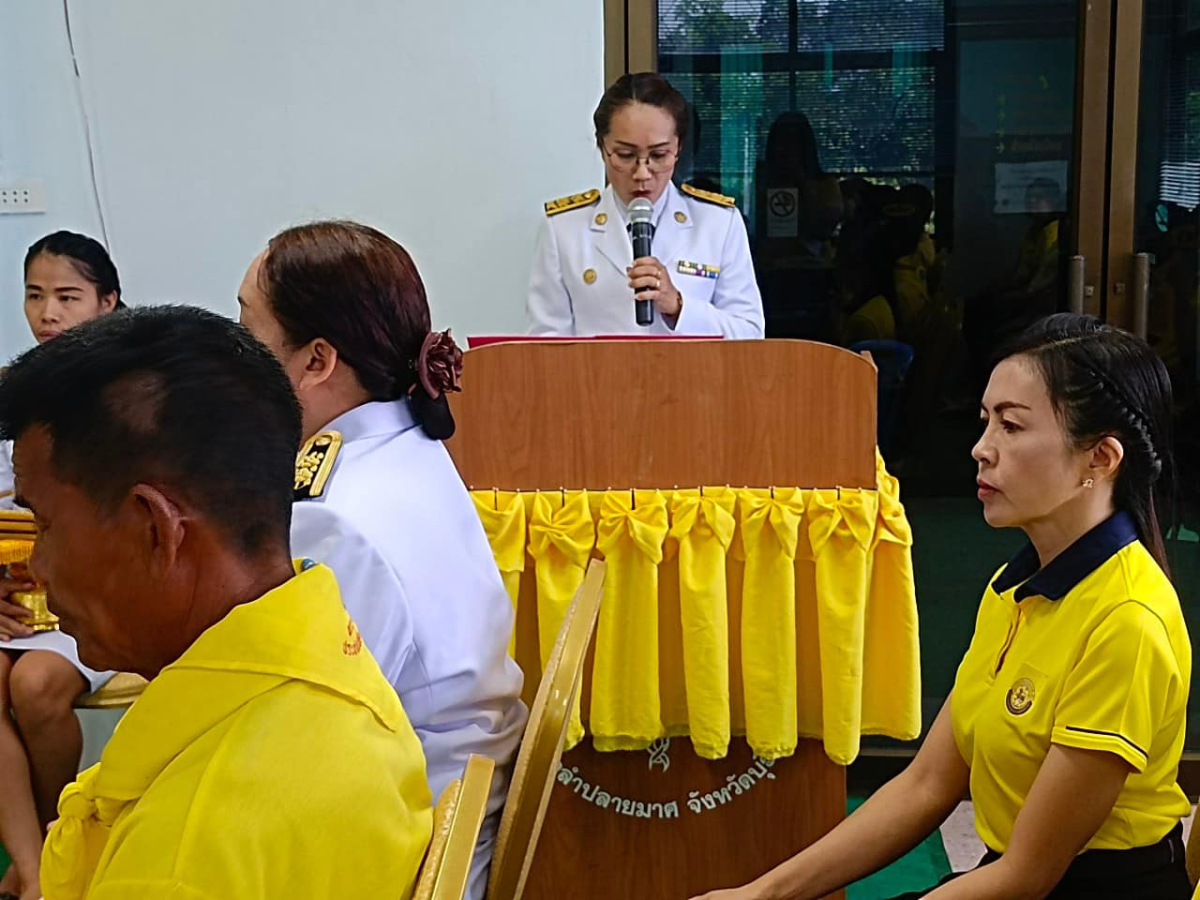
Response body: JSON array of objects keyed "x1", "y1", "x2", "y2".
[
  {"x1": 544, "y1": 189, "x2": 601, "y2": 217},
  {"x1": 681, "y1": 183, "x2": 736, "y2": 208},
  {"x1": 294, "y1": 431, "x2": 342, "y2": 501}
]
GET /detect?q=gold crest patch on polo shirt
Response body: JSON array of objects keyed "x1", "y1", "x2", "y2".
[
  {"x1": 1005, "y1": 677, "x2": 1035, "y2": 716},
  {"x1": 294, "y1": 431, "x2": 342, "y2": 501}
]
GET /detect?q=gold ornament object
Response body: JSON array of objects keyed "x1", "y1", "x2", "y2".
[{"x1": 11, "y1": 588, "x2": 59, "y2": 633}]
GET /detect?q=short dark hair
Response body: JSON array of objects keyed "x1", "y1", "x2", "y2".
[
  {"x1": 25, "y1": 230, "x2": 125, "y2": 309},
  {"x1": 0, "y1": 306, "x2": 302, "y2": 556},
  {"x1": 594, "y1": 73, "x2": 689, "y2": 148},
  {"x1": 998, "y1": 313, "x2": 1176, "y2": 575},
  {"x1": 261, "y1": 220, "x2": 458, "y2": 440}
]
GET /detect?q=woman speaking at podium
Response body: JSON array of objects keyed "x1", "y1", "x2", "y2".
[
  {"x1": 696, "y1": 315, "x2": 1191, "y2": 900},
  {"x1": 525, "y1": 73, "x2": 764, "y2": 338}
]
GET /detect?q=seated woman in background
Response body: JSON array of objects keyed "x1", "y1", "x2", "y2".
[
  {"x1": 0, "y1": 231, "x2": 121, "y2": 900},
  {"x1": 696, "y1": 313, "x2": 1191, "y2": 900},
  {"x1": 237, "y1": 220, "x2": 526, "y2": 900}
]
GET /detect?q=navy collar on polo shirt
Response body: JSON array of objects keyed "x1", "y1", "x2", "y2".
[{"x1": 991, "y1": 511, "x2": 1139, "y2": 602}]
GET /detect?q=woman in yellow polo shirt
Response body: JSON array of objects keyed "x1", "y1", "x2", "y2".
[{"x1": 694, "y1": 313, "x2": 1191, "y2": 900}]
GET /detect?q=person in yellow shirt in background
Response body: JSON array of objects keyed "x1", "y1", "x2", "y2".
[
  {"x1": 695, "y1": 313, "x2": 1190, "y2": 900},
  {"x1": 0, "y1": 306, "x2": 432, "y2": 900},
  {"x1": 963, "y1": 177, "x2": 1065, "y2": 392}
]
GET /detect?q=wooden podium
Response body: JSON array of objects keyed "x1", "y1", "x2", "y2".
[{"x1": 447, "y1": 339, "x2": 878, "y2": 900}]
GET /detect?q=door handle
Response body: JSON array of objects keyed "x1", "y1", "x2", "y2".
[
  {"x1": 1132, "y1": 252, "x2": 1151, "y2": 340},
  {"x1": 1067, "y1": 255, "x2": 1085, "y2": 315}
]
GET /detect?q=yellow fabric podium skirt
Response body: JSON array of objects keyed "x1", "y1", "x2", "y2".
[{"x1": 470, "y1": 455, "x2": 920, "y2": 765}]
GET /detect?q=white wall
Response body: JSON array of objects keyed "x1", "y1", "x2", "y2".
[{"x1": 1, "y1": 0, "x2": 605, "y2": 364}]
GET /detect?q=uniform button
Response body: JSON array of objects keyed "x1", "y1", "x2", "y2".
[
  {"x1": 594, "y1": 213, "x2": 608, "y2": 226},
  {"x1": 583, "y1": 268, "x2": 597, "y2": 285},
  {"x1": 675, "y1": 211, "x2": 687, "y2": 224}
]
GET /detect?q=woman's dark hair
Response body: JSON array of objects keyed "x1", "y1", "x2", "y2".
[
  {"x1": 594, "y1": 73, "x2": 689, "y2": 148},
  {"x1": 765, "y1": 112, "x2": 822, "y2": 178},
  {"x1": 24, "y1": 230, "x2": 125, "y2": 309},
  {"x1": 998, "y1": 313, "x2": 1176, "y2": 575},
  {"x1": 260, "y1": 220, "x2": 461, "y2": 440}
]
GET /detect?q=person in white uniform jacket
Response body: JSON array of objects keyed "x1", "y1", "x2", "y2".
[
  {"x1": 526, "y1": 72, "x2": 764, "y2": 338},
  {"x1": 237, "y1": 220, "x2": 526, "y2": 899},
  {"x1": 0, "y1": 231, "x2": 122, "y2": 900}
]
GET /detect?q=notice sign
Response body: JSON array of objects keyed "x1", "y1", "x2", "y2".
[
  {"x1": 766, "y1": 188, "x2": 799, "y2": 237},
  {"x1": 994, "y1": 160, "x2": 1068, "y2": 214}
]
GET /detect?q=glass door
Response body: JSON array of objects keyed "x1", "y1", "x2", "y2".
[
  {"x1": 1112, "y1": 0, "x2": 1200, "y2": 748},
  {"x1": 652, "y1": 0, "x2": 1113, "y2": 730}
]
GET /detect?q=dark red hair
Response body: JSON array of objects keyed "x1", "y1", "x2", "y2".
[{"x1": 260, "y1": 220, "x2": 460, "y2": 439}]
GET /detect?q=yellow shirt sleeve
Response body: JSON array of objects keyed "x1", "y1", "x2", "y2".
[{"x1": 1052, "y1": 600, "x2": 1183, "y2": 773}]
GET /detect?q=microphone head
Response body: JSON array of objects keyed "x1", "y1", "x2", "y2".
[{"x1": 629, "y1": 197, "x2": 654, "y2": 225}]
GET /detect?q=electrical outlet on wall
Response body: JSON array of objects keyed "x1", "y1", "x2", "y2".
[{"x1": 0, "y1": 181, "x2": 46, "y2": 214}]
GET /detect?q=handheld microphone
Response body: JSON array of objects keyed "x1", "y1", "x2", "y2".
[{"x1": 629, "y1": 197, "x2": 655, "y2": 326}]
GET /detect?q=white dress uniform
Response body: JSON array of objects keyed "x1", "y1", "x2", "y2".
[
  {"x1": 0, "y1": 441, "x2": 113, "y2": 693},
  {"x1": 526, "y1": 182, "x2": 765, "y2": 337},
  {"x1": 289, "y1": 400, "x2": 527, "y2": 900}
]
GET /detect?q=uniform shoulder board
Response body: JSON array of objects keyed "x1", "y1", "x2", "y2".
[
  {"x1": 294, "y1": 431, "x2": 343, "y2": 501},
  {"x1": 681, "y1": 183, "x2": 736, "y2": 208},
  {"x1": 544, "y1": 189, "x2": 601, "y2": 217}
]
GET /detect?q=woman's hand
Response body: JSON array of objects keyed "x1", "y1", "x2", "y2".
[
  {"x1": 0, "y1": 575, "x2": 36, "y2": 640},
  {"x1": 627, "y1": 256, "x2": 682, "y2": 317},
  {"x1": 690, "y1": 887, "x2": 762, "y2": 900}
]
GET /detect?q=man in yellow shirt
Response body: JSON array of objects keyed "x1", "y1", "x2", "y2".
[{"x1": 0, "y1": 306, "x2": 432, "y2": 900}]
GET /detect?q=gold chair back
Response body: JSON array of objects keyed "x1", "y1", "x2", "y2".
[
  {"x1": 485, "y1": 559, "x2": 605, "y2": 900},
  {"x1": 414, "y1": 754, "x2": 496, "y2": 900},
  {"x1": 76, "y1": 672, "x2": 148, "y2": 709}
]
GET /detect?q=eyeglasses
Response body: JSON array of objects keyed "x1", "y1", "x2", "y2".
[{"x1": 603, "y1": 144, "x2": 679, "y2": 175}]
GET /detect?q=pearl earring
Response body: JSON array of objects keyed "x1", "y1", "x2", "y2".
[{"x1": 1082, "y1": 478, "x2": 1095, "y2": 489}]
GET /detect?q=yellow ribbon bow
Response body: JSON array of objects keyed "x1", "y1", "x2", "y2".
[
  {"x1": 528, "y1": 490, "x2": 595, "y2": 747},
  {"x1": 861, "y1": 454, "x2": 921, "y2": 740},
  {"x1": 592, "y1": 490, "x2": 669, "y2": 751},
  {"x1": 668, "y1": 488, "x2": 737, "y2": 758},
  {"x1": 472, "y1": 491, "x2": 527, "y2": 656},
  {"x1": 737, "y1": 488, "x2": 806, "y2": 760},
  {"x1": 806, "y1": 488, "x2": 879, "y2": 764}
]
